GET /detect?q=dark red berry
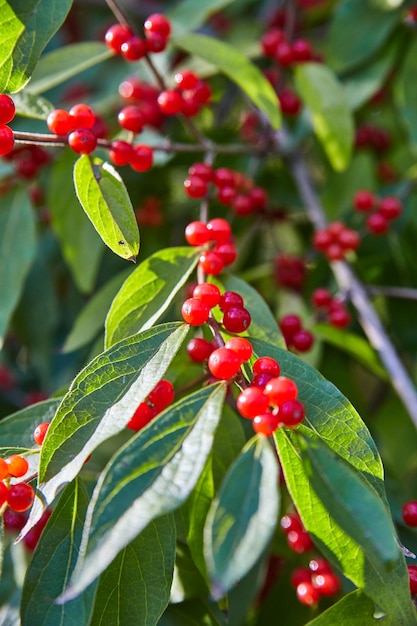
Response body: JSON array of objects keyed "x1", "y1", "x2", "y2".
[
  {"x1": 312, "y1": 572, "x2": 340, "y2": 596},
  {"x1": 278, "y1": 399, "x2": 305, "y2": 426},
  {"x1": 261, "y1": 29, "x2": 285, "y2": 57},
  {"x1": 279, "y1": 314, "x2": 302, "y2": 341},
  {"x1": 292, "y1": 330, "x2": 314, "y2": 352},
  {"x1": 292, "y1": 39, "x2": 313, "y2": 62},
  {"x1": 366, "y1": 213, "x2": 389, "y2": 235},
  {"x1": 214, "y1": 242, "x2": 237, "y2": 266},
  {"x1": 253, "y1": 357, "x2": 280, "y2": 377},
  {"x1": 328, "y1": 307, "x2": 350, "y2": 328},
  {"x1": 353, "y1": 190, "x2": 376, "y2": 212},
  {"x1": 109, "y1": 140, "x2": 134, "y2": 166},
  {"x1": 278, "y1": 88, "x2": 301, "y2": 116},
  {"x1": 287, "y1": 529, "x2": 313, "y2": 553},
  {"x1": 188, "y1": 162, "x2": 213, "y2": 182},
  {"x1": 408, "y1": 565, "x2": 417, "y2": 595},
  {"x1": 121, "y1": 36, "x2": 148, "y2": 61},
  {"x1": 312, "y1": 288, "x2": 332, "y2": 308},
  {"x1": 275, "y1": 42, "x2": 294, "y2": 66},
  {"x1": 219, "y1": 291, "x2": 244, "y2": 312},
  {"x1": 222, "y1": 307, "x2": 251, "y2": 333},
  {"x1": 213, "y1": 167, "x2": 236, "y2": 188},
  {"x1": 23, "y1": 508, "x2": 52, "y2": 551},
  {"x1": 232, "y1": 194, "x2": 253, "y2": 216},
  {"x1": 0, "y1": 481, "x2": 7, "y2": 506},
  {"x1": 184, "y1": 175, "x2": 208, "y2": 199},
  {"x1": 378, "y1": 196, "x2": 402, "y2": 220},
  {"x1": 338, "y1": 229, "x2": 360, "y2": 251},
  {"x1": 207, "y1": 218, "x2": 232, "y2": 244},
  {"x1": 290, "y1": 567, "x2": 311, "y2": 589}
]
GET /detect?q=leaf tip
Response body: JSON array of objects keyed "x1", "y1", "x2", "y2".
[{"x1": 128, "y1": 255, "x2": 137, "y2": 263}]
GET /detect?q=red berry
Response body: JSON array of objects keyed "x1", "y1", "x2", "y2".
[
  {"x1": 222, "y1": 307, "x2": 251, "y2": 333},
  {"x1": 224, "y1": 337, "x2": 253, "y2": 363},
  {"x1": 7, "y1": 482, "x2": 35, "y2": 512},
  {"x1": 287, "y1": 529, "x2": 313, "y2": 553},
  {"x1": 327, "y1": 221, "x2": 345, "y2": 239},
  {"x1": 157, "y1": 90, "x2": 183, "y2": 115},
  {"x1": 328, "y1": 307, "x2": 350, "y2": 328},
  {"x1": 290, "y1": 567, "x2": 311, "y2": 589},
  {"x1": 193, "y1": 282, "x2": 221, "y2": 308},
  {"x1": 127, "y1": 402, "x2": 157, "y2": 431},
  {"x1": 0, "y1": 481, "x2": 8, "y2": 506},
  {"x1": 199, "y1": 251, "x2": 224, "y2": 276},
  {"x1": 213, "y1": 167, "x2": 236, "y2": 188},
  {"x1": 279, "y1": 314, "x2": 302, "y2": 341},
  {"x1": 191, "y1": 81, "x2": 212, "y2": 104},
  {"x1": 338, "y1": 229, "x2": 360, "y2": 251},
  {"x1": 33, "y1": 422, "x2": 50, "y2": 446},
  {"x1": 214, "y1": 242, "x2": 237, "y2": 266},
  {"x1": 188, "y1": 162, "x2": 213, "y2": 182},
  {"x1": 118, "y1": 106, "x2": 146, "y2": 133},
  {"x1": 232, "y1": 194, "x2": 253, "y2": 216},
  {"x1": 251, "y1": 372, "x2": 274, "y2": 388},
  {"x1": 408, "y1": 565, "x2": 417, "y2": 595},
  {"x1": 253, "y1": 357, "x2": 280, "y2": 377},
  {"x1": 0, "y1": 125, "x2": 15, "y2": 156},
  {"x1": 296, "y1": 581, "x2": 321, "y2": 606},
  {"x1": 252, "y1": 412, "x2": 280, "y2": 436},
  {"x1": 402, "y1": 501, "x2": 417, "y2": 527},
  {"x1": 23, "y1": 509, "x2": 52, "y2": 551},
  {"x1": 46, "y1": 109, "x2": 73, "y2": 135},
  {"x1": 207, "y1": 218, "x2": 232, "y2": 244},
  {"x1": 313, "y1": 230, "x2": 332, "y2": 252},
  {"x1": 145, "y1": 33, "x2": 168, "y2": 53},
  {"x1": 148, "y1": 379, "x2": 175, "y2": 411},
  {"x1": 219, "y1": 291, "x2": 244, "y2": 312},
  {"x1": 236, "y1": 386, "x2": 269, "y2": 418},
  {"x1": 309, "y1": 558, "x2": 332, "y2": 574},
  {"x1": 184, "y1": 175, "x2": 208, "y2": 199},
  {"x1": 280, "y1": 513, "x2": 302, "y2": 533},
  {"x1": 185, "y1": 221, "x2": 209, "y2": 246},
  {"x1": 105, "y1": 24, "x2": 134, "y2": 54},
  {"x1": 68, "y1": 128, "x2": 97, "y2": 154},
  {"x1": 261, "y1": 29, "x2": 285, "y2": 57},
  {"x1": 292, "y1": 39, "x2": 313, "y2": 62},
  {"x1": 186, "y1": 337, "x2": 214, "y2": 362},
  {"x1": 248, "y1": 187, "x2": 268, "y2": 210},
  {"x1": 312, "y1": 572, "x2": 340, "y2": 596},
  {"x1": 109, "y1": 140, "x2": 134, "y2": 166},
  {"x1": 292, "y1": 330, "x2": 314, "y2": 353},
  {"x1": 0, "y1": 94, "x2": 15, "y2": 125},
  {"x1": 378, "y1": 196, "x2": 402, "y2": 220},
  {"x1": 366, "y1": 213, "x2": 389, "y2": 235},
  {"x1": 121, "y1": 36, "x2": 148, "y2": 61},
  {"x1": 3, "y1": 508, "x2": 28, "y2": 531},
  {"x1": 130, "y1": 144, "x2": 153, "y2": 172},
  {"x1": 326, "y1": 243, "x2": 345, "y2": 261},
  {"x1": 217, "y1": 185, "x2": 237, "y2": 206},
  {"x1": 208, "y1": 347, "x2": 241, "y2": 380},
  {"x1": 353, "y1": 190, "x2": 376, "y2": 212},
  {"x1": 275, "y1": 42, "x2": 294, "y2": 66},
  {"x1": 265, "y1": 376, "x2": 298, "y2": 405},
  {"x1": 181, "y1": 298, "x2": 210, "y2": 326},
  {"x1": 69, "y1": 103, "x2": 95, "y2": 129},
  {"x1": 0, "y1": 458, "x2": 9, "y2": 480},
  {"x1": 175, "y1": 70, "x2": 199, "y2": 91},
  {"x1": 144, "y1": 13, "x2": 171, "y2": 38},
  {"x1": 278, "y1": 88, "x2": 301, "y2": 116},
  {"x1": 6, "y1": 455, "x2": 29, "y2": 478},
  {"x1": 278, "y1": 399, "x2": 305, "y2": 426}
]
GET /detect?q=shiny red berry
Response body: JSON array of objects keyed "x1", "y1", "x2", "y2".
[
  {"x1": 118, "y1": 106, "x2": 146, "y2": 133},
  {"x1": 290, "y1": 567, "x2": 311, "y2": 589},
  {"x1": 199, "y1": 251, "x2": 224, "y2": 276},
  {"x1": 6, "y1": 455, "x2": 29, "y2": 478},
  {"x1": 7, "y1": 482, "x2": 35, "y2": 512},
  {"x1": 253, "y1": 412, "x2": 280, "y2": 436},
  {"x1": 408, "y1": 565, "x2": 417, "y2": 595},
  {"x1": 186, "y1": 337, "x2": 214, "y2": 362},
  {"x1": 287, "y1": 529, "x2": 313, "y2": 553},
  {"x1": 328, "y1": 307, "x2": 350, "y2": 328},
  {"x1": 185, "y1": 221, "x2": 210, "y2": 246},
  {"x1": 0, "y1": 126, "x2": 15, "y2": 156},
  {"x1": 312, "y1": 572, "x2": 341, "y2": 596},
  {"x1": 109, "y1": 140, "x2": 134, "y2": 166},
  {"x1": 378, "y1": 196, "x2": 402, "y2": 220},
  {"x1": 181, "y1": 298, "x2": 210, "y2": 326},
  {"x1": 222, "y1": 307, "x2": 251, "y2": 333},
  {"x1": 237, "y1": 386, "x2": 269, "y2": 418},
  {"x1": 224, "y1": 337, "x2": 253, "y2": 363},
  {"x1": 184, "y1": 175, "x2": 208, "y2": 199},
  {"x1": 68, "y1": 128, "x2": 97, "y2": 154},
  {"x1": 207, "y1": 218, "x2": 232, "y2": 244},
  {"x1": 278, "y1": 399, "x2": 305, "y2": 426},
  {"x1": 253, "y1": 357, "x2": 280, "y2": 377},
  {"x1": 175, "y1": 70, "x2": 199, "y2": 91},
  {"x1": 148, "y1": 379, "x2": 175, "y2": 411},
  {"x1": 219, "y1": 291, "x2": 244, "y2": 312},
  {"x1": 144, "y1": 14, "x2": 171, "y2": 38},
  {"x1": 105, "y1": 24, "x2": 133, "y2": 54},
  {"x1": 208, "y1": 347, "x2": 241, "y2": 380},
  {"x1": 130, "y1": 145, "x2": 153, "y2": 172},
  {"x1": 0, "y1": 481, "x2": 8, "y2": 506},
  {"x1": 0, "y1": 94, "x2": 15, "y2": 125},
  {"x1": 69, "y1": 103, "x2": 95, "y2": 129},
  {"x1": 214, "y1": 242, "x2": 237, "y2": 266},
  {"x1": 296, "y1": 581, "x2": 321, "y2": 606},
  {"x1": 188, "y1": 162, "x2": 213, "y2": 182},
  {"x1": 265, "y1": 376, "x2": 298, "y2": 406},
  {"x1": 402, "y1": 501, "x2": 417, "y2": 527},
  {"x1": 33, "y1": 422, "x2": 50, "y2": 446},
  {"x1": 121, "y1": 36, "x2": 148, "y2": 61},
  {"x1": 279, "y1": 314, "x2": 302, "y2": 341},
  {"x1": 127, "y1": 402, "x2": 157, "y2": 431},
  {"x1": 157, "y1": 90, "x2": 183, "y2": 115},
  {"x1": 292, "y1": 330, "x2": 314, "y2": 352},
  {"x1": 193, "y1": 282, "x2": 221, "y2": 308},
  {"x1": 353, "y1": 190, "x2": 376, "y2": 212}
]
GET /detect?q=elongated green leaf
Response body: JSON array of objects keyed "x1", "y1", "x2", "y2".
[
  {"x1": 22, "y1": 323, "x2": 189, "y2": 536},
  {"x1": 395, "y1": 38, "x2": 417, "y2": 153},
  {"x1": 299, "y1": 432, "x2": 401, "y2": 572},
  {"x1": 11, "y1": 91, "x2": 53, "y2": 119},
  {"x1": 306, "y1": 590, "x2": 377, "y2": 626},
  {"x1": 160, "y1": 600, "x2": 225, "y2": 626},
  {"x1": 49, "y1": 151, "x2": 105, "y2": 293},
  {"x1": 63, "y1": 269, "x2": 131, "y2": 353},
  {"x1": 0, "y1": 188, "x2": 37, "y2": 344},
  {"x1": 105, "y1": 247, "x2": 199, "y2": 348},
  {"x1": 204, "y1": 436, "x2": 279, "y2": 598},
  {"x1": 218, "y1": 275, "x2": 285, "y2": 347},
  {"x1": 60, "y1": 383, "x2": 226, "y2": 600},
  {"x1": 20, "y1": 479, "x2": 97, "y2": 626},
  {"x1": 172, "y1": 33, "x2": 281, "y2": 130},
  {"x1": 168, "y1": 0, "x2": 237, "y2": 36},
  {"x1": 26, "y1": 42, "x2": 112, "y2": 95},
  {"x1": 294, "y1": 63, "x2": 354, "y2": 172},
  {"x1": 73, "y1": 155, "x2": 139, "y2": 261},
  {"x1": 90, "y1": 514, "x2": 176, "y2": 626},
  {"x1": 0, "y1": 399, "x2": 61, "y2": 454},
  {"x1": 326, "y1": 0, "x2": 402, "y2": 73},
  {"x1": 0, "y1": 0, "x2": 72, "y2": 92}
]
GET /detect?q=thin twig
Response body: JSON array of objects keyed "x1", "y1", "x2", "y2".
[{"x1": 367, "y1": 286, "x2": 417, "y2": 301}]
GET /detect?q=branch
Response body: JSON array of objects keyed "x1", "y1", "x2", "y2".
[{"x1": 286, "y1": 139, "x2": 417, "y2": 428}]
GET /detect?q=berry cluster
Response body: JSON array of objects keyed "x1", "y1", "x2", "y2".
[
  {"x1": 353, "y1": 190, "x2": 402, "y2": 236},
  {"x1": 237, "y1": 357, "x2": 306, "y2": 436},
  {"x1": 261, "y1": 29, "x2": 315, "y2": 66},
  {"x1": 182, "y1": 283, "x2": 251, "y2": 334},
  {"x1": 274, "y1": 254, "x2": 306, "y2": 291},
  {"x1": 184, "y1": 162, "x2": 268, "y2": 216},
  {"x1": 281, "y1": 511, "x2": 313, "y2": 553},
  {"x1": 118, "y1": 78, "x2": 163, "y2": 129},
  {"x1": 291, "y1": 558, "x2": 341, "y2": 607},
  {"x1": 159, "y1": 70, "x2": 212, "y2": 118},
  {"x1": 47, "y1": 103, "x2": 98, "y2": 154},
  {"x1": 279, "y1": 314, "x2": 314, "y2": 353},
  {"x1": 313, "y1": 221, "x2": 360, "y2": 261},
  {"x1": 184, "y1": 218, "x2": 237, "y2": 276},
  {"x1": 355, "y1": 124, "x2": 391, "y2": 153},
  {"x1": 105, "y1": 14, "x2": 171, "y2": 59},
  {"x1": 0, "y1": 93, "x2": 16, "y2": 157},
  {"x1": 312, "y1": 288, "x2": 351, "y2": 328},
  {"x1": 127, "y1": 379, "x2": 175, "y2": 431},
  {"x1": 0, "y1": 454, "x2": 35, "y2": 513}
]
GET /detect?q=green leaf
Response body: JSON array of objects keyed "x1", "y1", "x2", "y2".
[
  {"x1": 11, "y1": 91, "x2": 53, "y2": 119},
  {"x1": 395, "y1": 38, "x2": 417, "y2": 154},
  {"x1": 63, "y1": 269, "x2": 131, "y2": 353},
  {"x1": 326, "y1": 0, "x2": 402, "y2": 73},
  {"x1": 20, "y1": 479, "x2": 97, "y2": 626},
  {"x1": 26, "y1": 42, "x2": 112, "y2": 95},
  {"x1": 105, "y1": 247, "x2": 199, "y2": 348},
  {"x1": 168, "y1": 0, "x2": 238, "y2": 36},
  {"x1": 90, "y1": 514, "x2": 176, "y2": 626},
  {"x1": 49, "y1": 151, "x2": 105, "y2": 293},
  {"x1": 60, "y1": 383, "x2": 226, "y2": 600},
  {"x1": 73, "y1": 155, "x2": 139, "y2": 261},
  {"x1": 160, "y1": 599, "x2": 225, "y2": 626},
  {"x1": 219, "y1": 274, "x2": 285, "y2": 347},
  {"x1": 294, "y1": 62, "x2": 354, "y2": 172},
  {"x1": 0, "y1": 0, "x2": 72, "y2": 92},
  {"x1": 298, "y1": 432, "x2": 401, "y2": 572},
  {"x1": 172, "y1": 33, "x2": 281, "y2": 130},
  {"x1": 306, "y1": 590, "x2": 377, "y2": 626},
  {"x1": 0, "y1": 188, "x2": 37, "y2": 344},
  {"x1": 22, "y1": 323, "x2": 189, "y2": 535},
  {"x1": 204, "y1": 436, "x2": 279, "y2": 599},
  {"x1": 0, "y1": 399, "x2": 61, "y2": 454}
]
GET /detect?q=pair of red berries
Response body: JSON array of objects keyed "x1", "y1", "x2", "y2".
[
  {"x1": 185, "y1": 218, "x2": 237, "y2": 276},
  {"x1": 291, "y1": 558, "x2": 341, "y2": 606},
  {"x1": 0, "y1": 93, "x2": 16, "y2": 157},
  {"x1": 105, "y1": 14, "x2": 171, "y2": 59},
  {"x1": 0, "y1": 454, "x2": 35, "y2": 513},
  {"x1": 353, "y1": 190, "x2": 402, "y2": 236},
  {"x1": 311, "y1": 288, "x2": 351, "y2": 328},
  {"x1": 313, "y1": 221, "x2": 360, "y2": 261},
  {"x1": 127, "y1": 379, "x2": 175, "y2": 431},
  {"x1": 261, "y1": 29, "x2": 315, "y2": 66},
  {"x1": 355, "y1": 124, "x2": 391, "y2": 153},
  {"x1": 279, "y1": 314, "x2": 314, "y2": 353},
  {"x1": 274, "y1": 254, "x2": 307, "y2": 292},
  {"x1": 46, "y1": 103, "x2": 98, "y2": 155},
  {"x1": 182, "y1": 284, "x2": 252, "y2": 335},
  {"x1": 281, "y1": 511, "x2": 314, "y2": 554},
  {"x1": 158, "y1": 70, "x2": 212, "y2": 118}
]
